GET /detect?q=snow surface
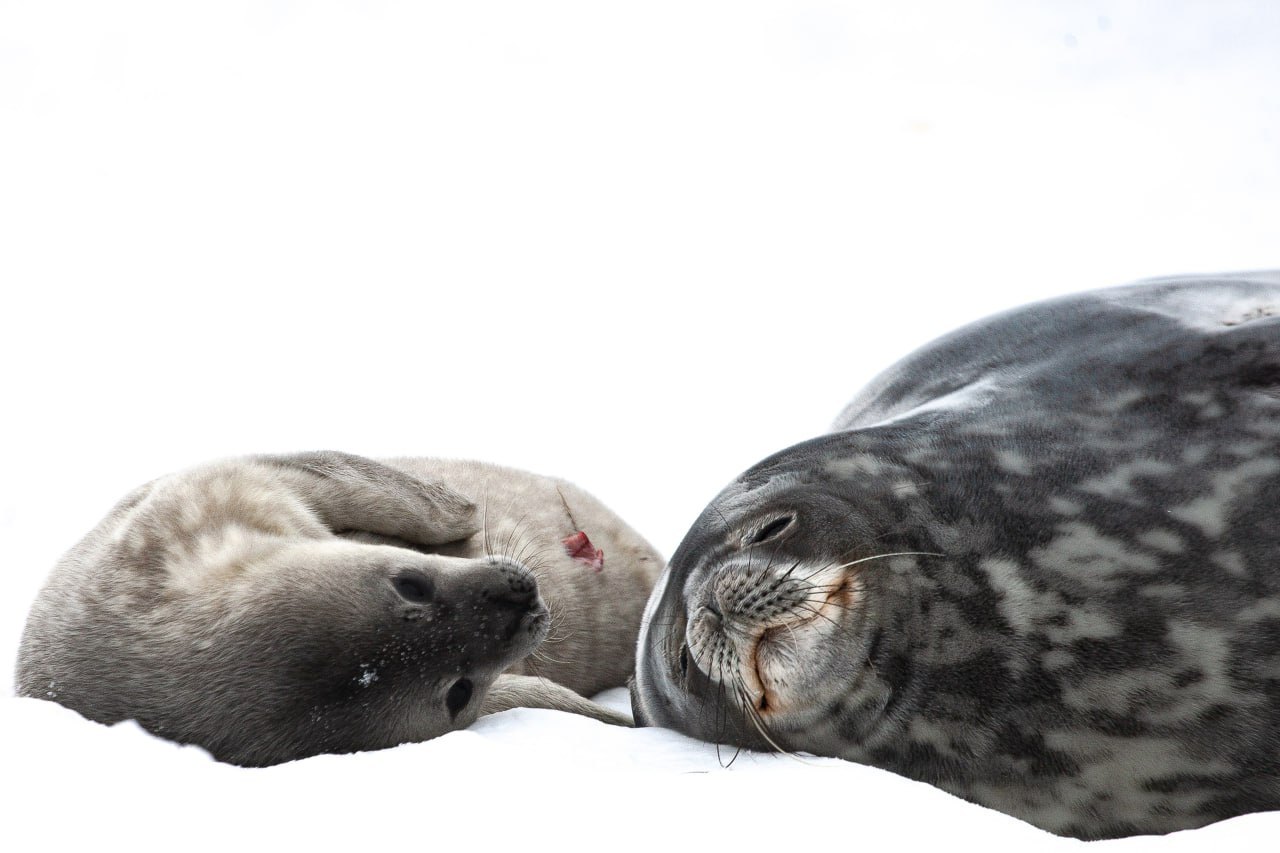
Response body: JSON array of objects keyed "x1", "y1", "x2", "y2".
[{"x1": 2, "y1": 2, "x2": 1279, "y2": 851}]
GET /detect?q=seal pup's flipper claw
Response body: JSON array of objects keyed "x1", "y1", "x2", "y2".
[
  {"x1": 256, "y1": 451, "x2": 480, "y2": 546},
  {"x1": 481, "y1": 674, "x2": 632, "y2": 726}
]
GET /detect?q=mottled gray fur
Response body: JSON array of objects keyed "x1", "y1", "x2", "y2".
[
  {"x1": 632, "y1": 272, "x2": 1280, "y2": 839},
  {"x1": 17, "y1": 452, "x2": 662, "y2": 765}
]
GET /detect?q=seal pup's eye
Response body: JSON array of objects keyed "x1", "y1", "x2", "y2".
[
  {"x1": 391, "y1": 572, "x2": 434, "y2": 604},
  {"x1": 677, "y1": 643, "x2": 689, "y2": 678},
  {"x1": 745, "y1": 515, "x2": 794, "y2": 547},
  {"x1": 445, "y1": 678, "x2": 473, "y2": 717}
]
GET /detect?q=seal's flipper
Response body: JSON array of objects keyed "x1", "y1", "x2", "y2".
[
  {"x1": 480, "y1": 674, "x2": 632, "y2": 726},
  {"x1": 257, "y1": 451, "x2": 480, "y2": 546}
]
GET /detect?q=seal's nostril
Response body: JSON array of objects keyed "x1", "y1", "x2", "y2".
[{"x1": 391, "y1": 571, "x2": 434, "y2": 605}]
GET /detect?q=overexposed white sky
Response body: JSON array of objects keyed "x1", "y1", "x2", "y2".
[{"x1": 1, "y1": 3, "x2": 1278, "y2": 849}]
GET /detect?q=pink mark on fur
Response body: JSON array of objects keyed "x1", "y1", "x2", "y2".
[{"x1": 562, "y1": 531, "x2": 604, "y2": 572}]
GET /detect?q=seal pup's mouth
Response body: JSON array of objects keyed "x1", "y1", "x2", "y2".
[{"x1": 508, "y1": 596, "x2": 551, "y2": 644}]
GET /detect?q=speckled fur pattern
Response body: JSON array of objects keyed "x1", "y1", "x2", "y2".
[
  {"x1": 632, "y1": 272, "x2": 1280, "y2": 839},
  {"x1": 16, "y1": 452, "x2": 663, "y2": 765}
]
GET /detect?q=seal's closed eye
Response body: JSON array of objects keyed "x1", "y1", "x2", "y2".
[
  {"x1": 745, "y1": 515, "x2": 793, "y2": 546},
  {"x1": 391, "y1": 571, "x2": 434, "y2": 604}
]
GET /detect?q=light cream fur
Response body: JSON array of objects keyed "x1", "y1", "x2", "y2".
[{"x1": 16, "y1": 451, "x2": 662, "y2": 764}]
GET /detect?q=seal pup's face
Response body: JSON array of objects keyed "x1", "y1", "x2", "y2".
[
  {"x1": 633, "y1": 434, "x2": 928, "y2": 755},
  {"x1": 167, "y1": 542, "x2": 550, "y2": 766}
]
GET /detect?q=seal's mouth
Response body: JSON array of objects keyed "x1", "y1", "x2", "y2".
[
  {"x1": 744, "y1": 577, "x2": 854, "y2": 715},
  {"x1": 519, "y1": 601, "x2": 550, "y2": 642},
  {"x1": 748, "y1": 628, "x2": 777, "y2": 712}
]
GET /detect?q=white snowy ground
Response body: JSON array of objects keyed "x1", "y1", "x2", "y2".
[{"x1": 1, "y1": 2, "x2": 1278, "y2": 851}]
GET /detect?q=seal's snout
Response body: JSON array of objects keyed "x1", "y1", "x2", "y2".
[{"x1": 482, "y1": 559, "x2": 540, "y2": 610}]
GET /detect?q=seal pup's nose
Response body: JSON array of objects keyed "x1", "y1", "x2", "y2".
[{"x1": 481, "y1": 559, "x2": 540, "y2": 610}]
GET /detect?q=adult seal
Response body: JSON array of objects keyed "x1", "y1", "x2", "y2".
[
  {"x1": 632, "y1": 272, "x2": 1280, "y2": 839},
  {"x1": 17, "y1": 452, "x2": 662, "y2": 765}
]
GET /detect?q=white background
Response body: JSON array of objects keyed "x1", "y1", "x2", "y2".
[{"x1": 1, "y1": 2, "x2": 1278, "y2": 851}]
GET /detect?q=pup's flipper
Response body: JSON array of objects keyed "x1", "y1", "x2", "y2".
[
  {"x1": 256, "y1": 451, "x2": 480, "y2": 545},
  {"x1": 480, "y1": 674, "x2": 632, "y2": 726}
]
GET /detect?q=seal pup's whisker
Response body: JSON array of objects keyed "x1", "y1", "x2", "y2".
[{"x1": 498, "y1": 511, "x2": 533, "y2": 566}]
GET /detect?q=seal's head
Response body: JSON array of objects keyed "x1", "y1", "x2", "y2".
[
  {"x1": 632, "y1": 430, "x2": 936, "y2": 755},
  {"x1": 23, "y1": 537, "x2": 551, "y2": 766},
  {"x1": 192, "y1": 546, "x2": 551, "y2": 765}
]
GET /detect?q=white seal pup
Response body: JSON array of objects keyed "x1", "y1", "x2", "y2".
[
  {"x1": 16, "y1": 451, "x2": 662, "y2": 766},
  {"x1": 632, "y1": 272, "x2": 1280, "y2": 839}
]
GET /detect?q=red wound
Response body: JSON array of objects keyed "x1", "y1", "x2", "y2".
[{"x1": 562, "y1": 531, "x2": 604, "y2": 572}]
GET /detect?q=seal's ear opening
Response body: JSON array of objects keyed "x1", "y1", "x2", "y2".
[{"x1": 627, "y1": 675, "x2": 651, "y2": 727}]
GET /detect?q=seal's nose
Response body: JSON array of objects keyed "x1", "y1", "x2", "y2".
[{"x1": 482, "y1": 559, "x2": 540, "y2": 610}]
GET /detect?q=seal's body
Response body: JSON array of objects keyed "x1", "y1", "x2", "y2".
[
  {"x1": 17, "y1": 452, "x2": 662, "y2": 766},
  {"x1": 633, "y1": 273, "x2": 1280, "y2": 839}
]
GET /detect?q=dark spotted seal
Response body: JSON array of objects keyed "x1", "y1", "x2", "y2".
[
  {"x1": 632, "y1": 273, "x2": 1280, "y2": 839},
  {"x1": 16, "y1": 451, "x2": 662, "y2": 765}
]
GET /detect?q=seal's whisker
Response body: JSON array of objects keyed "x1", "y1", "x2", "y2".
[
  {"x1": 541, "y1": 598, "x2": 582, "y2": 646},
  {"x1": 714, "y1": 643, "x2": 732, "y2": 767},
  {"x1": 735, "y1": 567, "x2": 791, "y2": 615},
  {"x1": 829, "y1": 550, "x2": 945, "y2": 571},
  {"x1": 780, "y1": 618, "x2": 804, "y2": 651},
  {"x1": 792, "y1": 603, "x2": 840, "y2": 628},
  {"x1": 529, "y1": 647, "x2": 575, "y2": 666},
  {"x1": 486, "y1": 493, "x2": 525, "y2": 559},
  {"x1": 733, "y1": 680, "x2": 823, "y2": 766},
  {"x1": 732, "y1": 679, "x2": 785, "y2": 754},
  {"x1": 500, "y1": 513, "x2": 533, "y2": 564},
  {"x1": 513, "y1": 534, "x2": 549, "y2": 572},
  {"x1": 482, "y1": 499, "x2": 493, "y2": 556},
  {"x1": 796, "y1": 550, "x2": 944, "y2": 584},
  {"x1": 710, "y1": 504, "x2": 732, "y2": 535}
]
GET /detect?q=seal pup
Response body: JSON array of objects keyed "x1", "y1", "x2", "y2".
[
  {"x1": 16, "y1": 451, "x2": 662, "y2": 766},
  {"x1": 632, "y1": 272, "x2": 1280, "y2": 839}
]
